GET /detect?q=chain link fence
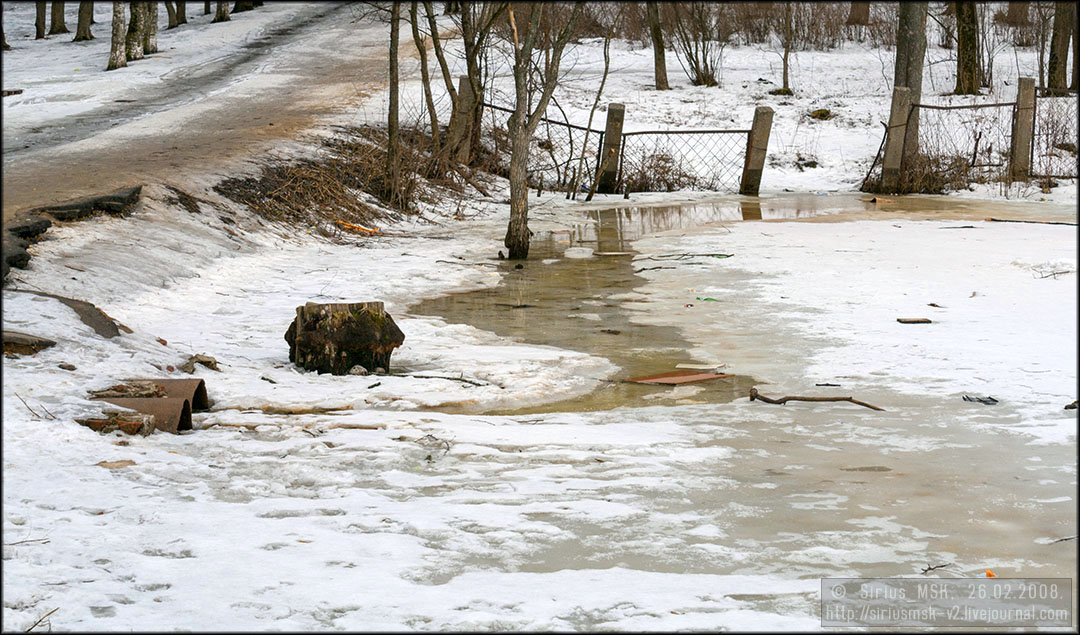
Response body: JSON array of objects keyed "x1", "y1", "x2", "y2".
[
  {"x1": 617, "y1": 129, "x2": 750, "y2": 193},
  {"x1": 481, "y1": 103, "x2": 604, "y2": 192},
  {"x1": 1032, "y1": 91, "x2": 1079, "y2": 179},
  {"x1": 910, "y1": 101, "x2": 1017, "y2": 187}
]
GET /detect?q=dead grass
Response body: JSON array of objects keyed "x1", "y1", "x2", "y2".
[{"x1": 212, "y1": 125, "x2": 423, "y2": 230}]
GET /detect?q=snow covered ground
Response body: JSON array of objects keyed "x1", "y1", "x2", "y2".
[{"x1": 3, "y1": 4, "x2": 1078, "y2": 631}]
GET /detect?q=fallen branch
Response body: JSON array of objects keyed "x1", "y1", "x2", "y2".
[
  {"x1": 4, "y1": 537, "x2": 50, "y2": 546},
  {"x1": 921, "y1": 562, "x2": 952, "y2": 574},
  {"x1": 985, "y1": 217, "x2": 1077, "y2": 226},
  {"x1": 749, "y1": 387, "x2": 885, "y2": 411},
  {"x1": 452, "y1": 163, "x2": 491, "y2": 198},
  {"x1": 1049, "y1": 535, "x2": 1077, "y2": 543},
  {"x1": 408, "y1": 374, "x2": 491, "y2": 387},
  {"x1": 25, "y1": 608, "x2": 59, "y2": 633},
  {"x1": 13, "y1": 392, "x2": 44, "y2": 419}
]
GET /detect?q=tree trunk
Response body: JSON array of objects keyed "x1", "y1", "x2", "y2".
[
  {"x1": 504, "y1": 2, "x2": 584, "y2": 259},
  {"x1": 73, "y1": 1, "x2": 94, "y2": 40},
  {"x1": 1006, "y1": 1, "x2": 1029, "y2": 25},
  {"x1": 176, "y1": 1, "x2": 187, "y2": 24},
  {"x1": 646, "y1": 2, "x2": 669, "y2": 90},
  {"x1": 410, "y1": 2, "x2": 441, "y2": 155},
  {"x1": 954, "y1": 2, "x2": 978, "y2": 94},
  {"x1": 846, "y1": 1, "x2": 870, "y2": 25},
  {"x1": 1047, "y1": 1, "x2": 1072, "y2": 92},
  {"x1": 782, "y1": 1, "x2": 792, "y2": 91},
  {"x1": 505, "y1": 125, "x2": 531, "y2": 259},
  {"x1": 895, "y1": 2, "x2": 927, "y2": 163},
  {"x1": 142, "y1": 0, "x2": 157, "y2": 53},
  {"x1": 232, "y1": 1, "x2": 254, "y2": 12},
  {"x1": 165, "y1": 1, "x2": 177, "y2": 28},
  {"x1": 204, "y1": 1, "x2": 211, "y2": 15},
  {"x1": 48, "y1": 2, "x2": 70, "y2": 35},
  {"x1": 106, "y1": 1, "x2": 127, "y2": 70},
  {"x1": 36, "y1": 2, "x2": 47, "y2": 39},
  {"x1": 212, "y1": 0, "x2": 229, "y2": 22},
  {"x1": 1072, "y1": 5, "x2": 1079, "y2": 90},
  {"x1": 125, "y1": 1, "x2": 144, "y2": 61},
  {"x1": 49, "y1": 1, "x2": 69, "y2": 34},
  {"x1": 2, "y1": 23, "x2": 10, "y2": 50},
  {"x1": 387, "y1": 1, "x2": 401, "y2": 207}
]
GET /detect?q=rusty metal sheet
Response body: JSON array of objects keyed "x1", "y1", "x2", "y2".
[
  {"x1": 99, "y1": 397, "x2": 191, "y2": 434},
  {"x1": 125, "y1": 378, "x2": 209, "y2": 411},
  {"x1": 627, "y1": 370, "x2": 734, "y2": 385}
]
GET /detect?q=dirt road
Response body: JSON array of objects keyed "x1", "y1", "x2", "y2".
[{"x1": 2, "y1": 2, "x2": 391, "y2": 224}]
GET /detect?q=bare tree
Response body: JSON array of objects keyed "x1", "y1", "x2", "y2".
[
  {"x1": 669, "y1": 2, "x2": 733, "y2": 86},
  {"x1": 387, "y1": 1, "x2": 402, "y2": 207},
  {"x1": 409, "y1": 1, "x2": 441, "y2": 155},
  {"x1": 233, "y1": 1, "x2": 254, "y2": 12},
  {"x1": 212, "y1": 0, "x2": 229, "y2": 22},
  {"x1": 165, "y1": 1, "x2": 178, "y2": 28},
  {"x1": 954, "y1": 2, "x2": 978, "y2": 94},
  {"x1": 142, "y1": 0, "x2": 157, "y2": 53},
  {"x1": 204, "y1": 1, "x2": 211, "y2": 15},
  {"x1": 895, "y1": 2, "x2": 927, "y2": 162},
  {"x1": 503, "y1": 2, "x2": 585, "y2": 259},
  {"x1": 106, "y1": 1, "x2": 127, "y2": 70},
  {"x1": 646, "y1": 2, "x2": 669, "y2": 90},
  {"x1": 1073, "y1": 6, "x2": 1079, "y2": 90},
  {"x1": 74, "y1": 1, "x2": 94, "y2": 40},
  {"x1": 846, "y1": 2, "x2": 870, "y2": 25},
  {"x1": 49, "y1": 1, "x2": 70, "y2": 34},
  {"x1": 1005, "y1": 1, "x2": 1030, "y2": 25},
  {"x1": 443, "y1": 1, "x2": 507, "y2": 166},
  {"x1": 778, "y1": 1, "x2": 793, "y2": 93},
  {"x1": 1047, "y1": 1, "x2": 1073, "y2": 93},
  {"x1": 125, "y1": 1, "x2": 145, "y2": 60},
  {"x1": 35, "y1": 2, "x2": 47, "y2": 39},
  {"x1": 176, "y1": 1, "x2": 187, "y2": 24}
]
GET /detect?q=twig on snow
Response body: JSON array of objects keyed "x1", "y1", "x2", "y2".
[
  {"x1": 749, "y1": 387, "x2": 885, "y2": 411},
  {"x1": 25, "y1": 607, "x2": 59, "y2": 633}
]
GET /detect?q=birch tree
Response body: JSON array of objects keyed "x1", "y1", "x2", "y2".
[
  {"x1": 212, "y1": 1, "x2": 229, "y2": 22},
  {"x1": 106, "y1": 1, "x2": 127, "y2": 70},
  {"x1": 143, "y1": 0, "x2": 158, "y2": 53},
  {"x1": 503, "y1": 2, "x2": 584, "y2": 259},
  {"x1": 125, "y1": 1, "x2": 145, "y2": 61}
]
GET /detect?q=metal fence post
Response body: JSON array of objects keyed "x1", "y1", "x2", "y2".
[
  {"x1": 1010, "y1": 77, "x2": 1036, "y2": 182},
  {"x1": 881, "y1": 86, "x2": 912, "y2": 192},
  {"x1": 596, "y1": 103, "x2": 625, "y2": 194},
  {"x1": 739, "y1": 106, "x2": 774, "y2": 196}
]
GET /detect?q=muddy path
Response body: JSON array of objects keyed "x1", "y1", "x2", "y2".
[{"x1": 2, "y1": 3, "x2": 391, "y2": 223}]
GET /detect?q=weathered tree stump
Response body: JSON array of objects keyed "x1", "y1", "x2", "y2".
[{"x1": 284, "y1": 302, "x2": 405, "y2": 375}]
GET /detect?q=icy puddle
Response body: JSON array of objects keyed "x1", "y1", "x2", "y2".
[{"x1": 414, "y1": 203, "x2": 762, "y2": 415}]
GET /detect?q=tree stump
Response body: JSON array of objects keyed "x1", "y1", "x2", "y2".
[{"x1": 284, "y1": 302, "x2": 405, "y2": 375}]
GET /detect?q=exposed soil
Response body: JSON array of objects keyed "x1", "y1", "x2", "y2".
[{"x1": 2, "y1": 3, "x2": 395, "y2": 225}]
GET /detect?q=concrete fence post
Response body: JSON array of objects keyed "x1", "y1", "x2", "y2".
[
  {"x1": 596, "y1": 103, "x2": 625, "y2": 194},
  {"x1": 1010, "y1": 77, "x2": 1036, "y2": 182},
  {"x1": 740, "y1": 106, "x2": 774, "y2": 196},
  {"x1": 881, "y1": 86, "x2": 912, "y2": 193}
]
